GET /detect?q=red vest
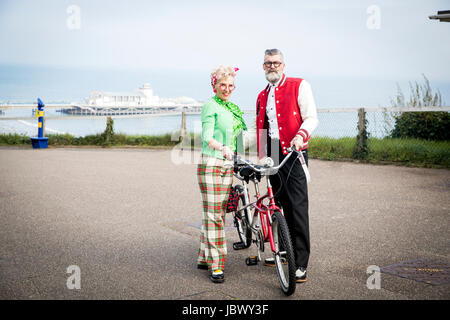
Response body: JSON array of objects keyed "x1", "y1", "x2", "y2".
[{"x1": 256, "y1": 75, "x2": 308, "y2": 158}]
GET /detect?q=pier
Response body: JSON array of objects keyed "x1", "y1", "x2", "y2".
[{"x1": 57, "y1": 104, "x2": 203, "y2": 116}]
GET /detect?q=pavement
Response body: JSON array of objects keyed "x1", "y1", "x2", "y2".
[{"x1": 0, "y1": 146, "x2": 449, "y2": 300}]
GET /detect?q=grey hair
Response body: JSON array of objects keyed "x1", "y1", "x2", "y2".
[
  {"x1": 211, "y1": 65, "x2": 236, "y2": 83},
  {"x1": 264, "y1": 48, "x2": 284, "y2": 63}
]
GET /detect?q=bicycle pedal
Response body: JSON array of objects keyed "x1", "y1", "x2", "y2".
[
  {"x1": 245, "y1": 256, "x2": 259, "y2": 266},
  {"x1": 233, "y1": 242, "x2": 247, "y2": 251}
]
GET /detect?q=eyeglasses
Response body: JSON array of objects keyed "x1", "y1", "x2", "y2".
[
  {"x1": 264, "y1": 61, "x2": 282, "y2": 68},
  {"x1": 219, "y1": 84, "x2": 235, "y2": 90}
]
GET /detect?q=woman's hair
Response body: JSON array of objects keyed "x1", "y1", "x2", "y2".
[{"x1": 210, "y1": 65, "x2": 237, "y2": 88}]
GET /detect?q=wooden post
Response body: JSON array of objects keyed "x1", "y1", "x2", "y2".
[
  {"x1": 103, "y1": 116, "x2": 114, "y2": 146},
  {"x1": 357, "y1": 108, "x2": 366, "y2": 137},
  {"x1": 353, "y1": 108, "x2": 368, "y2": 160},
  {"x1": 180, "y1": 111, "x2": 186, "y2": 150}
]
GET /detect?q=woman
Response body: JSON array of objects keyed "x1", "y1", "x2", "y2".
[{"x1": 197, "y1": 65, "x2": 247, "y2": 283}]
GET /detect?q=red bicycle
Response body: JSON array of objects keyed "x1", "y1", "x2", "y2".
[{"x1": 231, "y1": 148, "x2": 304, "y2": 296}]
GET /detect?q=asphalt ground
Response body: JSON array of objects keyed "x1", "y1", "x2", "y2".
[{"x1": 0, "y1": 146, "x2": 449, "y2": 300}]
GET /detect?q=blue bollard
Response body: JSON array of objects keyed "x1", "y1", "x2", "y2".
[{"x1": 30, "y1": 98, "x2": 49, "y2": 149}]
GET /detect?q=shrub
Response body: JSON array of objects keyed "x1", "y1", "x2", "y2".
[
  {"x1": 389, "y1": 75, "x2": 448, "y2": 140},
  {"x1": 48, "y1": 133, "x2": 75, "y2": 145},
  {"x1": 390, "y1": 111, "x2": 449, "y2": 140},
  {"x1": 0, "y1": 133, "x2": 30, "y2": 145}
]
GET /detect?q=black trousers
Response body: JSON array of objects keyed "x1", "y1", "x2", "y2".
[{"x1": 268, "y1": 139, "x2": 310, "y2": 269}]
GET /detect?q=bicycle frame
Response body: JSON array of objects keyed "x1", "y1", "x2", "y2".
[
  {"x1": 255, "y1": 176, "x2": 281, "y2": 253},
  {"x1": 233, "y1": 155, "x2": 295, "y2": 254},
  {"x1": 232, "y1": 149, "x2": 302, "y2": 295}
]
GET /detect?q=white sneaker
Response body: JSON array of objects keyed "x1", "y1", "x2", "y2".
[
  {"x1": 264, "y1": 256, "x2": 287, "y2": 266},
  {"x1": 296, "y1": 268, "x2": 307, "y2": 283}
]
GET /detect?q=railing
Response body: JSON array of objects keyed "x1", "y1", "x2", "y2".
[
  {"x1": 0, "y1": 103, "x2": 203, "y2": 120},
  {"x1": 1, "y1": 105, "x2": 449, "y2": 139},
  {"x1": 315, "y1": 106, "x2": 450, "y2": 138},
  {"x1": 1, "y1": 105, "x2": 449, "y2": 118}
]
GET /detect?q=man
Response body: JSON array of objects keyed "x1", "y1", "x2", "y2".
[{"x1": 256, "y1": 48, "x2": 318, "y2": 283}]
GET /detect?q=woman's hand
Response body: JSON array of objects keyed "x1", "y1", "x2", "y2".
[
  {"x1": 208, "y1": 139, "x2": 233, "y2": 160},
  {"x1": 222, "y1": 145, "x2": 233, "y2": 160}
]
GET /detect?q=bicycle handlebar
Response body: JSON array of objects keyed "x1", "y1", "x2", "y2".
[{"x1": 233, "y1": 147, "x2": 299, "y2": 177}]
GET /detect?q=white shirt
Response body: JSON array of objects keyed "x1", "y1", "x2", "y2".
[{"x1": 266, "y1": 78, "x2": 319, "y2": 140}]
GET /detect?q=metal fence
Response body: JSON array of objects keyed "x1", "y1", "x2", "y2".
[
  {"x1": 314, "y1": 106, "x2": 450, "y2": 139},
  {"x1": 1, "y1": 104, "x2": 449, "y2": 141},
  {"x1": 310, "y1": 106, "x2": 449, "y2": 166}
]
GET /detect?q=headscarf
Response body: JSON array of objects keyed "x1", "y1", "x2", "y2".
[{"x1": 213, "y1": 95, "x2": 247, "y2": 151}]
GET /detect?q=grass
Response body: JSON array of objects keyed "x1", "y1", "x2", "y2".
[
  {"x1": 308, "y1": 137, "x2": 355, "y2": 161},
  {"x1": 367, "y1": 137, "x2": 450, "y2": 167},
  {"x1": 1, "y1": 133, "x2": 448, "y2": 168},
  {"x1": 0, "y1": 132, "x2": 179, "y2": 147},
  {"x1": 308, "y1": 136, "x2": 450, "y2": 168}
]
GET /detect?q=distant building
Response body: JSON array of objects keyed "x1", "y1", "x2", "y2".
[
  {"x1": 85, "y1": 83, "x2": 199, "y2": 108},
  {"x1": 61, "y1": 84, "x2": 202, "y2": 115}
]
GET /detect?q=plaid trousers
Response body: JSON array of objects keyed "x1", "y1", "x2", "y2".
[{"x1": 197, "y1": 155, "x2": 233, "y2": 271}]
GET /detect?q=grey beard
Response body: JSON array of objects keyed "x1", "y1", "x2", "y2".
[{"x1": 265, "y1": 70, "x2": 281, "y2": 84}]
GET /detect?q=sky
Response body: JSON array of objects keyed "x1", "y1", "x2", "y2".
[{"x1": 0, "y1": 0, "x2": 449, "y2": 108}]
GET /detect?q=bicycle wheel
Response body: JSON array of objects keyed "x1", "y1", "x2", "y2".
[
  {"x1": 233, "y1": 185, "x2": 252, "y2": 249},
  {"x1": 272, "y1": 210, "x2": 296, "y2": 296}
]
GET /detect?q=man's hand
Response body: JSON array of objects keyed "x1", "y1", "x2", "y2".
[{"x1": 290, "y1": 135, "x2": 304, "y2": 151}]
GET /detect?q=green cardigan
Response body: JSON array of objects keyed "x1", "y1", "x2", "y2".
[{"x1": 201, "y1": 97, "x2": 245, "y2": 159}]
